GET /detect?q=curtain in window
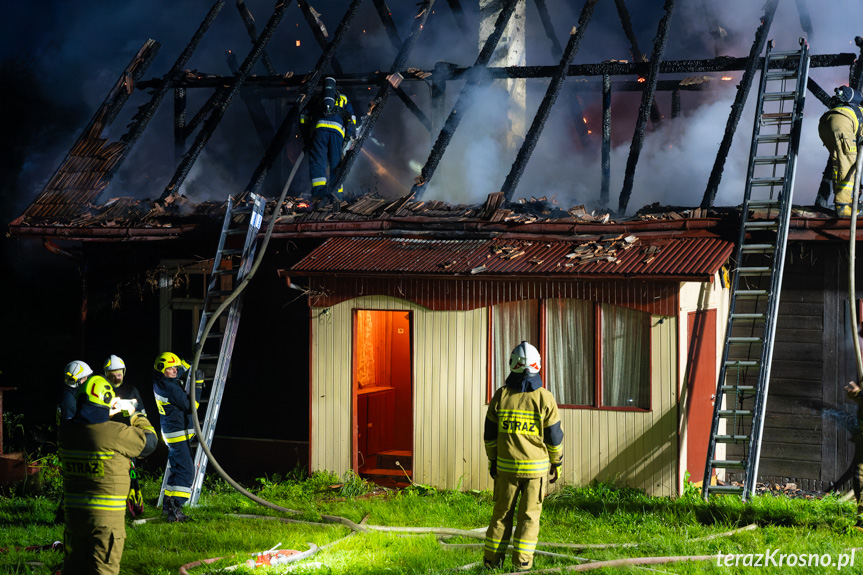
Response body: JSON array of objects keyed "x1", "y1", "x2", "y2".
[
  {"x1": 546, "y1": 299, "x2": 595, "y2": 405},
  {"x1": 601, "y1": 303, "x2": 650, "y2": 408},
  {"x1": 492, "y1": 300, "x2": 539, "y2": 388},
  {"x1": 356, "y1": 310, "x2": 376, "y2": 388}
]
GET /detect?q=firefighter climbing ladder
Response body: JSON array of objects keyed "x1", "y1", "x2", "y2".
[
  {"x1": 702, "y1": 39, "x2": 810, "y2": 500},
  {"x1": 158, "y1": 194, "x2": 265, "y2": 508}
]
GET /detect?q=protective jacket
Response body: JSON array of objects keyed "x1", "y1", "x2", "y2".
[
  {"x1": 300, "y1": 92, "x2": 356, "y2": 141},
  {"x1": 819, "y1": 102, "x2": 863, "y2": 207},
  {"x1": 57, "y1": 385, "x2": 78, "y2": 423},
  {"x1": 484, "y1": 373, "x2": 564, "y2": 478},
  {"x1": 300, "y1": 91, "x2": 356, "y2": 199},
  {"x1": 152, "y1": 372, "x2": 201, "y2": 444},
  {"x1": 59, "y1": 412, "x2": 156, "y2": 575}
]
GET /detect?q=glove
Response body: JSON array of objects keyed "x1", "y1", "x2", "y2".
[
  {"x1": 489, "y1": 460, "x2": 497, "y2": 480},
  {"x1": 549, "y1": 465, "x2": 560, "y2": 484}
]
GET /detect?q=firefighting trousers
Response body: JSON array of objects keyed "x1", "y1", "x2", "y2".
[
  {"x1": 819, "y1": 112, "x2": 859, "y2": 206},
  {"x1": 309, "y1": 128, "x2": 345, "y2": 199},
  {"x1": 484, "y1": 474, "x2": 545, "y2": 570},
  {"x1": 64, "y1": 509, "x2": 126, "y2": 575},
  {"x1": 164, "y1": 439, "x2": 194, "y2": 510}
]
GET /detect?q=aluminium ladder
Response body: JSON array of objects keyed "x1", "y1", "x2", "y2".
[
  {"x1": 702, "y1": 39, "x2": 809, "y2": 500},
  {"x1": 158, "y1": 193, "x2": 265, "y2": 508}
]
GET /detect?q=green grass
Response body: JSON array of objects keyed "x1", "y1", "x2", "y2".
[{"x1": 2, "y1": 472, "x2": 863, "y2": 574}]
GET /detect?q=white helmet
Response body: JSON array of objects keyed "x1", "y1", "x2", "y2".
[
  {"x1": 103, "y1": 354, "x2": 126, "y2": 375},
  {"x1": 64, "y1": 360, "x2": 93, "y2": 388},
  {"x1": 509, "y1": 341, "x2": 541, "y2": 374}
]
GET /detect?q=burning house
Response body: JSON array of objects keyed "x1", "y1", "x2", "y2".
[{"x1": 6, "y1": 0, "x2": 863, "y2": 496}]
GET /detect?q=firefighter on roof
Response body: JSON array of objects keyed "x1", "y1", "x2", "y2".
[
  {"x1": 300, "y1": 76, "x2": 356, "y2": 205},
  {"x1": 483, "y1": 341, "x2": 564, "y2": 572},
  {"x1": 817, "y1": 85, "x2": 863, "y2": 217},
  {"x1": 152, "y1": 351, "x2": 202, "y2": 522},
  {"x1": 59, "y1": 375, "x2": 156, "y2": 575}
]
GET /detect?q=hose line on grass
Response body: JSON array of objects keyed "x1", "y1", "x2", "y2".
[{"x1": 183, "y1": 152, "x2": 363, "y2": 533}]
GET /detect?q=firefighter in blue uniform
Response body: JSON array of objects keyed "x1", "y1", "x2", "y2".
[
  {"x1": 152, "y1": 352, "x2": 201, "y2": 522},
  {"x1": 300, "y1": 77, "x2": 356, "y2": 205}
]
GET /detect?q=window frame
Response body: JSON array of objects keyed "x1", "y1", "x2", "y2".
[{"x1": 488, "y1": 298, "x2": 652, "y2": 412}]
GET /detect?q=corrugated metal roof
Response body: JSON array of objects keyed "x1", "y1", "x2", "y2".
[{"x1": 291, "y1": 236, "x2": 734, "y2": 279}]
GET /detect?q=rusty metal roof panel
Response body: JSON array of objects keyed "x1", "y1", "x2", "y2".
[{"x1": 291, "y1": 236, "x2": 733, "y2": 279}]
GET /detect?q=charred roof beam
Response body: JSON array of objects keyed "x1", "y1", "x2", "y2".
[
  {"x1": 700, "y1": 0, "x2": 778, "y2": 209},
  {"x1": 103, "y1": 0, "x2": 225, "y2": 184},
  {"x1": 501, "y1": 0, "x2": 598, "y2": 203},
  {"x1": 160, "y1": 0, "x2": 291, "y2": 201},
  {"x1": 614, "y1": 0, "x2": 662, "y2": 126},
  {"x1": 236, "y1": 0, "x2": 278, "y2": 76},
  {"x1": 372, "y1": 0, "x2": 402, "y2": 51},
  {"x1": 238, "y1": 0, "x2": 364, "y2": 202},
  {"x1": 331, "y1": 1, "x2": 435, "y2": 195},
  {"x1": 617, "y1": 0, "x2": 676, "y2": 216},
  {"x1": 297, "y1": 0, "x2": 344, "y2": 76},
  {"x1": 410, "y1": 0, "x2": 520, "y2": 198},
  {"x1": 392, "y1": 84, "x2": 432, "y2": 132},
  {"x1": 851, "y1": 36, "x2": 863, "y2": 91}
]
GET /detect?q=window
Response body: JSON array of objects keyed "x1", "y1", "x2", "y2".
[{"x1": 492, "y1": 298, "x2": 651, "y2": 410}]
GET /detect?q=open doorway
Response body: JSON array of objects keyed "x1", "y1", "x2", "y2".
[{"x1": 352, "y1": 310, "x2": 413, "y2": 487}]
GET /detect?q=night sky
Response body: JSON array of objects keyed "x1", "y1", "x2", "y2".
[{"x1": 1, "y1": 0, "x2": 861, "y2": 448}]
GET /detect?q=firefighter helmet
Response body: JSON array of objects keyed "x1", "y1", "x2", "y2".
[
  {"x1": 154, "y1": 352, "x2": 182, "y2": 374},
  {"x1": 103, "y1": 354, "x2": 126, "y2": 376},
  {"x1": 80, "y1": 375, "x2": 115, "y2": 409},
  {"x1": 64, "y1": 361, "x2": 93, "y2": 388},
  {"x1": 509, "y1": 341, "x2": 541, "y2": 374}
]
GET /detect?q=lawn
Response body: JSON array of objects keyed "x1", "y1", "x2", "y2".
[{"x1": 2, "y1": 467, "x2": 863, "y2": 574}]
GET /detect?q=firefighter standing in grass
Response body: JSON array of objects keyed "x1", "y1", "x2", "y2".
[
  {"x1": 299, "y1": 76, "x2": 356, "y2": 206},
  {"x1": 59, "y1": 375, "x2": 156, "y2": 575},
  {"x1": 483, "y1": 341, "x2": 564, "y2": 572},
  {"x1": 104, "y1": 354, "x2": 146, "y2": 424},
  {"x1": 152, "y1": 352, "x2": 201, "y2": 522},
  {"x1": 817, "y1": 85, "x2": 863, "y2": 217}
]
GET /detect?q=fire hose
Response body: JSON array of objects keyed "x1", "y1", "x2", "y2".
[
  {"x1": 182, "y1": 151, "x2": 364, "y2": 532},
  {"x1": 849, "y1": 146, "x2": 863, "y2": 379}
]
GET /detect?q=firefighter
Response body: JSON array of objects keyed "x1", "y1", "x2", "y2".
[
  {"x1": 58, "y1": 360, "x2": 93, "y2": 423},
  {"x1": 818, "y1": 85, "x2": 863, "y2": 217},
  {"x1": 104, "y1": 354, "x2": 147, "y2": 424},
  {"x1": 299, "y1": 77, "x2": 356, "y2": 205},
  {"x1": 59, "y1": 375, "x2": 157, "y2": 575},
  {"x1": 152, "y1": 351, "x2": 201, "y2": 522},
  {"x1": 483, "y1": 341, "x2": 564, "y2": 572}
]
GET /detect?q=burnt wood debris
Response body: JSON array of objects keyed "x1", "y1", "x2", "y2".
[{"x1": 13, "y1": 0, "x2": 863, "y2": 230}]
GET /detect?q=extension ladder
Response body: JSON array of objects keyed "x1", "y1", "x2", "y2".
[
  {"x1": 158, "y1": 194, "x2": 265, "y2": 508},
  {"x1": 702, "y1": 39, "x2": 809, "y2": 500}
]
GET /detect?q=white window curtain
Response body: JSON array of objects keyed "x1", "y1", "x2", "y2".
[
  {"x1": 546, "y1": 299, "x2": 595, "y2": 406},
  {"x1": 492, "y1": 300, "x2": 539, "y2": 388},
  {"x1": 601, "y1": 303, "x2": 650, "y2": 408}
]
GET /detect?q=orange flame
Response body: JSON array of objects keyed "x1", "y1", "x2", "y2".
[{"x1": 721, "y1": 76, "x2": 732, "y2": 81}]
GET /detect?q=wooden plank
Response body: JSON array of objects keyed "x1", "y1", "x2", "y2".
[
  {"x1": 758, "y1": 459, "x2": 821, "y2": 479},
  {"x1": 769, "y1": 360, "x2": 824, "y2": 381}
]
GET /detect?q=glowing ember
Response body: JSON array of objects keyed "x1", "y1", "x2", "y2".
[
  {"x1": 582, "y1": 117, "x2": 588, "y2": 124},
  {"x1": 637, "y1": 77, "x2": 646, "y2": 83},
  {"x1": 721, "y1": 76, "x2": 732, "y2": 81},
  {"x1": 295, "y1": 40, "x2": 301, "y2": 47}
]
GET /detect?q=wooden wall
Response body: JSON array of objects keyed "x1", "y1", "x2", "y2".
[{"x1": 310, "y1": 292, "x2": 681, "y2": 496}]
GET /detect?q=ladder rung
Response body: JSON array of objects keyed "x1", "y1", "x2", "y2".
[
  {"x1": 738, "y1": 266, "x2": 771, "y2": 274},
  {"x1": 753, "y1": 156, "x2": 789, "y2": 165},
  {"x1": 765, "y1": 70, "x2": 797, "y2": 79},
  {"x1": 730, "y1": 313, "x2": 765, "y2": 320},
  {"x1": 723, "y1": 360, "x2": 758, "y2": 367},
  {"x1": 199, "y1": 353, "x2": 220, "y2": 360},
  {"x1": 762, "y1": 91, "x2": 796, "y2": 100},
  {"x1": 768, "y1": 50, "x2": 802, "y2": 58},
  {"x1": 710, "y1": 459, "x2": 746, "y2": 469},
  {"x1": 718, "y1": 409, "x2": 753, "y2": 417},
  {"x1": 721, "y1": 385, "x2": 756, "y2": 392},
  {"x1": 756, "y1": 133, "x2": 791, "y2": 143},
  {"x1": 224, "y1": 228, "x2": 247, "y2": 235},
  {"x1": 747, "y1": 198, "x2": 780, "y2": 207},
  {"x1": 751, "y1": 177, "x2": 785, "y2": 186},
  {"x1": 741, "y1": 243, "x2": 775, "y2": 252},
  {"x1": 706, "y1": 485, "x2": 745, "y2": 495},
  {"x1": 715, "y1": 435, "x2": 751, "y2": 443},
  {"x1": 743, "y1": 221, "x2": 778, "y2": 229},
  {"x1": 728, "y1": 337, "x2": 762, "y2": 343},
  {"x1": 735, "y1": 290, "x2": 768, "y2": 297}
]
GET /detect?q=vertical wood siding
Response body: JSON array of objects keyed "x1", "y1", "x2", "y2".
[{"x1": 311, "y1": 297, "x2": 678, "y2": 495}]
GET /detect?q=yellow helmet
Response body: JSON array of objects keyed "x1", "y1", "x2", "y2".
[
  {"x1": 79, "y1": 375, "x2": 115, "y2": 409},
  {"x1": 154, "y1": 352, "x2": 182, "y2": 374}
]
